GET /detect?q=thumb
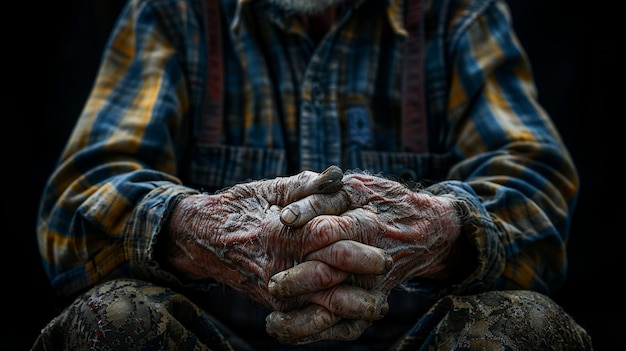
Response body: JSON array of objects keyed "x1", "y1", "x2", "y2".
[{"x1": 257, "y1": 165, "x2": 344, "y2": 205}]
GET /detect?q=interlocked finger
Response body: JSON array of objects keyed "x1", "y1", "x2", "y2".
[
  {"x1": 266, "y1": 304, "x2": 372, "y2": 345},
  {"x1": 307, "y1": 284, "x2": 389, "y2": 320},
  {"x1": 304, "y1": 240, "x2": 392, "y2": 275},
  {"x1": 268, "y1": 260, "x2": 349, "y2": 298},
  {"x1": 268, "y1": 240, "x2": 392, "y2": 298}
]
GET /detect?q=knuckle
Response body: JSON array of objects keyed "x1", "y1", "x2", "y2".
[
  {"x1": 303, "y1": 217, "x2": 340, "y2": 249},
  {"x1": 329, "y1": 240, "x2": 355, "y2": 266},
  {"x1": 311, "y1": 262, "x2": 336, "y2": 288},
  {"x1": 311, "y1": 307, "x2": 334, "y2": 330}
]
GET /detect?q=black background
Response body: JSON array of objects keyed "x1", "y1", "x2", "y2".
[{"x1": 4, "y1": 0, "x2": 622, "y2": 349}]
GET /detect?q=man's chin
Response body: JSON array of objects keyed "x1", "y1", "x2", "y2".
[{"x1": 268, "y1": 0, "x2": 346, "y2": 14}]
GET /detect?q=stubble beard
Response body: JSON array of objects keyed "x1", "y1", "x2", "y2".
[{"x1": 268, "y1": 0, "x2": 347, "y2": 14}]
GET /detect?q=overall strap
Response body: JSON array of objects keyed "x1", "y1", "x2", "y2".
[
  {"x1": 198, "y1": 0, "x2": 428, "y2": 152},
  {"x1": 402, "y1": 0, "x2": 428, "y2": 153},
  {"x1": 199, "y1": 0, "x2": 224, "y2": 145}
]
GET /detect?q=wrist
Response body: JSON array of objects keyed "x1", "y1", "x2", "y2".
[
  {"x1": 158, "y1": 194, "x2": 216, "y2": 280},
  {"x1": 403, "y1": 195, "x2": 466, "y2": 280}
]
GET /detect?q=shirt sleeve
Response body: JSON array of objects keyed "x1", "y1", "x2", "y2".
[
  {"x1": 424, "y1": 0, "x2": 579, "y2": 296},
  {"x1": 37, "y1": 0, "x2": 204, "y2": 297}
]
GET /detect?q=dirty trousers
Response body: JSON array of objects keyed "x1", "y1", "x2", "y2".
[{"x1": 31, "y1": 278, "x2": 593, "y2": 350}]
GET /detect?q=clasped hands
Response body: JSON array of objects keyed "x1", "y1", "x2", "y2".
[{"x1": 166, "y1": 165, "x2": 462, "y2": 344}]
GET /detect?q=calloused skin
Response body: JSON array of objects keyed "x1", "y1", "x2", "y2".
[
  {"x1": 165, "y1": 166, "x2": 392, "y2": 316},
  {"x1": 165, "y1": 166, "x2": 463, "y2": 345},
  {"x1": 265, "y1": 171, "x2": 464, "y2": 344}
]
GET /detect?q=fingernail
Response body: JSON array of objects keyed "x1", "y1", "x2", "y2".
[
  {"x1": 280, "y1": 207, "x2": 298, "y2": 224},
  {"x1": 267, "y1": 280, "x2": 278, "y2": 296}
]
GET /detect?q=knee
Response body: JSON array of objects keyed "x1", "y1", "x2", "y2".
[
  {"x1": 436, "y1": 290, "x2": 593, "y2": 350},
  {"x1": 38, "y1": 279, "x2": 177, "y2": 350}
]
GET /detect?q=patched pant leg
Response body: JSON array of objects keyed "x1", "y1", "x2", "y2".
[
  {"x1": 394, "y1": 290, "x2": 593, "y2": 351},
  {"x1": 31, "y1": 278, "x2": 248, "y2": 351}
]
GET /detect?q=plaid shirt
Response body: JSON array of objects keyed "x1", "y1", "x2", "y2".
[{"x1": 39, "y1": 0, "x2": 579, "y2": 304}]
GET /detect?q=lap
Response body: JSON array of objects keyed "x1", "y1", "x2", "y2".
[{"x1": 31, "y1": 279, "x2": 592, "y2": 350}]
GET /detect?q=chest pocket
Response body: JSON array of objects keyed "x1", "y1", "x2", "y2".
[
  {"x1": 357, "y1": 151, "x2": 454, "y2": 188},
  {"x1": 187, "y1": 147, "x2": 453, "y2": 193},
  {"x1": 187, "y1": 146, "x2": 453, "y2": 193},
  {"x1": 188, "y1": 144, "x2": 287, "y2": 192}
]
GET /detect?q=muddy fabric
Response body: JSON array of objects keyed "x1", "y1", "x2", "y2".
[
  {"x1": 31, "y1": 279, "x2": 592, "y2": 350},
  {"x1": 393, "y1": 289, "x2": 594, "y2": 350}
]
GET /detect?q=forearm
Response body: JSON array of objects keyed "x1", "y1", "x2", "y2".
[
  {"x1": 440, "y1": 1, "x2": 578, "y2": 294},
  {"x1": 36, "y1": 0, "x2": 205, "y2": 298}
]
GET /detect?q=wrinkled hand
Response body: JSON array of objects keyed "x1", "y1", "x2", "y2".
[
  {"x1": 165, "y1": 166, "x2": 345, "y2": 309},
  {"x1": 166, "y1": 166, "x2": 390, "y2": 315},
  {"x1": 266, "y1": 170, "x2": 463, "y2": 344}
]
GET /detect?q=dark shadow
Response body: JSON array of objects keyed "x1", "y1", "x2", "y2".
[{"x1": 9, "y1": 0, "x2": 620, "y2": 349}]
